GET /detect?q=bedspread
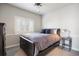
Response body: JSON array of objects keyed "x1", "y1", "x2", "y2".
[{"x1": 22, "y1": 33, "x2": 60, "y2": 55}]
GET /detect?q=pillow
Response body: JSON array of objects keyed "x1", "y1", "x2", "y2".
[
  {"x1": 51, "y1": 29, "x2": 57, "y2": 34},
  {"x1": 41, "y1": 29, "x2": 51, "y2": 34},
  {"x1": 46, "y1": 29, "x2": 51, "y2": 34},
  {"x1": 41, "y1": 29, "x2": 46, "y2": 33}
]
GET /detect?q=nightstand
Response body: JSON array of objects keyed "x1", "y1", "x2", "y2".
[{"x1": 61, "y1": 37, "x2": 72, "y2": 51}]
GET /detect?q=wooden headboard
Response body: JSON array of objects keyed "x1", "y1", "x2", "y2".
[{"x1": 57, "y1": 28, "x2": 61, "y2": 36}]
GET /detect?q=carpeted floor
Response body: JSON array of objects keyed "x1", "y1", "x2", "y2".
[{"x1": 6, "y1": 46, "x2": 79, "y2": 56}]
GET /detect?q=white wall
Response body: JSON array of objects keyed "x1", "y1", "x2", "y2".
[
  {"x1": 0, "y1": 3, "x2": 42, "y2": 48},
  {"x1": 42, "y1": 4, "x2": 79, "y2": 51}
]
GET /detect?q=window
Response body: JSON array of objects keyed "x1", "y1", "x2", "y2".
[{"x1": 15, "y1": 16, "x2": 34, "y2": 34}]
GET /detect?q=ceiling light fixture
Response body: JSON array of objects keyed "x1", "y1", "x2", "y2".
[
  {"x1": 34, "y1": 3, "x2": 42, "y2": 12},
  {"x1": 35, "y1": 3, "x2": 42, "y2": 6}
]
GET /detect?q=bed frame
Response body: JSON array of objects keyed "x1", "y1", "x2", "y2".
[
  {"x1": 20, "y1": 29, "x2": 61, "y2": 56},
  {"x1": 20, "y1": 36, "x2": 35, "y2": 56},
  {"x1": 20, "y1": 36, "x2": 60, "y2": 56}
]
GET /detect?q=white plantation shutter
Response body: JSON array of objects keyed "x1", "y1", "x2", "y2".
[
  {"x1": 15, "y1": 16, "x2": 34, "y2": 34},
  {"x1": 28, "y1": 20, "x2": 34, "y2": 32}
]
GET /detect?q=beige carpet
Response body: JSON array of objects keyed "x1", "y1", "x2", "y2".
[{"x1": 15, "y1": 47, "x2": 79, "y2": 56}]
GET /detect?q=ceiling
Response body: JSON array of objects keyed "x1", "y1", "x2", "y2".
[{"x1": 9, "y1": 3, "x2": 71, "y2": 15}]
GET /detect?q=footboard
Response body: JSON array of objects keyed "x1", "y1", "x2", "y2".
[
  {"x1": 20, "y1": 35, "x2": 60, "y2": 56},
  {"x1": 20, "y1": 36, "x2": 35, "y2": 56}
]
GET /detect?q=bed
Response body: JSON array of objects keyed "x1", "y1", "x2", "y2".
[{"x1": 20, "y1": 29, "x2": 61, "y2": 56}]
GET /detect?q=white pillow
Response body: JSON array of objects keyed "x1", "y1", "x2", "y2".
[{"x1": 51, "y1": 29, "x2": 57, "y2": 34}]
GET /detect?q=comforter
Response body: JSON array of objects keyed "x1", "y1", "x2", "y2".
[{"x1": 22, "y1": 33, "x2": 60, "y2": 55}]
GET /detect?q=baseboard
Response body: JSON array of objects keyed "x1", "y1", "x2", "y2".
[
  {"x1": 59, "y1": 44, "x2": 79, "y2": 51},
  {"x1": 72, "y1": 47, "x2": 79, "y2": 51},
  {"x1": 6, "y1": 43, "x2": 19, "y2": 49}
]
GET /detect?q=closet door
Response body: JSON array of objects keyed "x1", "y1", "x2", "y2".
[{"x1": 0, "y1": 23, "x2": 6, "y2": 56}]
